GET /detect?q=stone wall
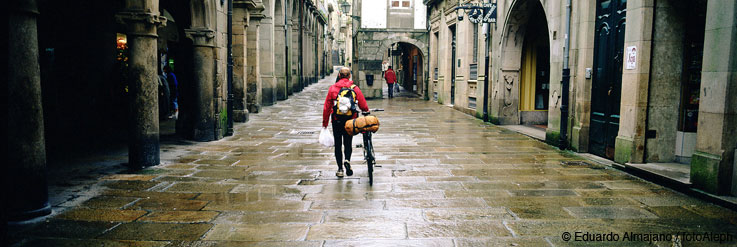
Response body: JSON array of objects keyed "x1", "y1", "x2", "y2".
[{"x1": 643, "y1": 0, "x2": 688, "y2": 163}]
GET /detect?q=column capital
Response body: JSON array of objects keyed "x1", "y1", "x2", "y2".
[
  {"x1": 116, "y1": 11, "x2": 167, "y2": 37},
  {"x1": 185, "y1": 28, "x2": 216, "y2": 47},
  {"x1": 235, "y1": 0, "x2": 264, "y2": 11}
]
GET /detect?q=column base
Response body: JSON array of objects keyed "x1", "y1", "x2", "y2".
[
  {"x1": 545, "y1": 130, "x2": 560, "y2": 147},
  {"x1": 7, "y1": 203, "x2": 51, "y2": 222},
  {"x1": 234, "y1": 110, "x2": 249, "y2": 122},
  {"x1": 128, "y1": 134, "x2": 160, "y2": 169},
  {"x1": 262, "y1": 87, "x2": 276, "y2": 106},
  {"x1": 614, "y1": 136, "x2": 634, "y2": 164},
  {"x1": 248, "y1": 104, "x2": 262, "y2": 114},
  {"x1": 691, "y1": 151, "x2": 734, "y2": 195},
  {"x1": 571, "y1": 126, "x2": 589, "y2": 152},
  {"x1": 193, "y1": 122, "x2": 216, "y2": 142}
]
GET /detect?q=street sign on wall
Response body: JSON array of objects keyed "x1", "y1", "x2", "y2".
[
  {"x1": 482, "y1": 3, "x2": 497, "y2": 23},
  {"x1": 458, "y1": 3, "x2": 497, "y2": 24}
]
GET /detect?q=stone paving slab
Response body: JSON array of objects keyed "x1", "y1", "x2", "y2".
[
  {"x1": 98, "y1": 222, "x2": 213, "y2": 241},
  {"x1": 10, "y1": 72, "x2": 737, "y2": 246},
  {"x1": 204, "y1": 223, "x2": 309, "y2": 241}
]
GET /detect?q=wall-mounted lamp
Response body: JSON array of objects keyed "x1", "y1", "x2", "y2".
[{"x1": 340, "y1": 1, "x2": 351, "y2": 15}]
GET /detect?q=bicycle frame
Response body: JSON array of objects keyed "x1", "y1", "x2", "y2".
[{"x1": 359, "y1": 109, "x2": 382, "y2": 185}]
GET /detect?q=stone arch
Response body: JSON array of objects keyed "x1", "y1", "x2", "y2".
[
  {"x1": 497, "y1": 0, "x2": 552, "y2": 124},
  {"x1": 291, "y1": 0, "x2": 298, "y2": 22},
  {"x1": 274, "y1": 0, "x2": 284, "y2": 24},
  {"x1": 379, "y1": 36, "x2": 428, "y2": 75},
  {"x1": 378, "y1": 36, "x2": 429, "y2": 65},
  {"x1": 378, "y1": 36, "x2": 429, "y2": 96}
]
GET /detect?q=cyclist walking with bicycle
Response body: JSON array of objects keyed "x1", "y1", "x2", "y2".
[{"x1": 322, "y1": 67, "x2": 369, "y2": 178}]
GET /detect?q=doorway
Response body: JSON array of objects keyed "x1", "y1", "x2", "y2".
[
  {"x1": 675, "y1": 1, "x2": 706, "y2": 164},
  {"x1": 589, "y1": 0, "x2": 626, "y2": 159},
  {"x1": 518, "y1": 4, "x2": 550, "y2": 126},
  {"x1": 385, "y1": 42, "x2": 425, "y2": 98},
  {"x1": 450, "y1": 25, "x2": 457, "y2": 105}
]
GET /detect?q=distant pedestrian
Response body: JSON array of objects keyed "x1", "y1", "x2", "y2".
[
  {"x1": 158, "y1": 73, "x2": 170, "y2": 120},
  {"x1": 322, "y1": 67, "x2": 369, "y2": 177},
  {"x1": 381, "y1": 60, "x2": 389, "y2": 77},
  {"x1": 164, "y1": 65, "x2": 179, "y2": 119},
  {"x1": 384, "y1": 66, "x2": 397, "y2": 98}
]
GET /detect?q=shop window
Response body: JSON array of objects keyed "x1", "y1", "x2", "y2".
[{"x1": 679, "y1": 31, "x2": 704, "y2": 132}]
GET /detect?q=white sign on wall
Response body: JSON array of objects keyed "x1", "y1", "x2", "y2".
[{"x1": 626, "y1": 46, "x2": 637, "y2": 70}]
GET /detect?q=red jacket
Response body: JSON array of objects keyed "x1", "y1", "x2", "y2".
[
  {"x1": 322, "y1": 78, "x2": 369, "y2": 127},
  {"x1": 384, "y1": 69, "x2": 396, "y2": 84}
]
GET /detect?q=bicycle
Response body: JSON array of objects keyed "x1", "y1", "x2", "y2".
[{"x1": 361, "y1": 109, "x2": 383, "y2": 185}]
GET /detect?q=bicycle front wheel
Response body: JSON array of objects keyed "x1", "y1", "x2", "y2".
[{"x1": 364, "y1": 133, "x2": 375, "y2": 186}]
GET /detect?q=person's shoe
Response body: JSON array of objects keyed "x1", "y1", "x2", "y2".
[
  {"x1": 336, "y1": 169, "x2": 344, "y2": 177},
  {"x1": 344, "y1": 161, "x2": 353, "y2": 176}
]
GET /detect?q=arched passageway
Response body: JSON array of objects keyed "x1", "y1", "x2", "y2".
[
  {"x1": 158, "y1": 1, "x2": 193, "y2": 138},
  {"x1": 497, "y1": 0, "x2": 550, "y2": 126},
  {"x1": 381, "y1": 42, "x2": 426, "y2": 98}
]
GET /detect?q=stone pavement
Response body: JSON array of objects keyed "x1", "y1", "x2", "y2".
[{"x1": 10, "y1": 72, "x2": 737, "y2": 246}]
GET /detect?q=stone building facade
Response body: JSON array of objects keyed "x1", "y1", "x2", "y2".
[
  {"x1": 7, "y1": 0, "x2": 332, "y2": 221},
  {"x1": 351, "y1": 0, "x2": 429, "y2": 99},
  {"x1": 425, "y1": 0, "x2": 737, "y2": 196}
]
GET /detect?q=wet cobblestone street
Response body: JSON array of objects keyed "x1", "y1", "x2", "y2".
[{"x1": 11, "y1": 72, "x2": 737, "y2": 246}]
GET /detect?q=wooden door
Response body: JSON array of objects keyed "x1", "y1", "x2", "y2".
[{"x1": 589, "y1": 0, "x2": 626, "y2": 158}]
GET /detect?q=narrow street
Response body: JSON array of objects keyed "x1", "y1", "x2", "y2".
[{"x1": 11, "y1": 71, "x2": 737, "y2": 246}]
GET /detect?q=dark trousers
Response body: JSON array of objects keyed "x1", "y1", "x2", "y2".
[
  {"x1": 387, "y1": 83, "x2": 394, "y2": 98},
  {"x1": 331, "y1": 117, "x2": 352, "y2": 168}
]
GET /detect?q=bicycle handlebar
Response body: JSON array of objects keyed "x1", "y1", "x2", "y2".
[{"x1": 362, "y1": 109, "x2": 384, "y2": 116}]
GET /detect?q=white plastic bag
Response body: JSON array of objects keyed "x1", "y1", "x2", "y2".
[{"x1": 319, "y1": 127, "x2": 334, "y2": 147}]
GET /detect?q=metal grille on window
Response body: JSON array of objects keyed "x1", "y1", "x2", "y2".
[
  {"x1": 468, "y1": 97, "x2": 476, "y2": 109},
  {"x1": 469, "y1": 64, "x2": 478, "y2": 80},
  {"x1": 434, "y1": 68, "x2": 439, "y2": 80},
  {"x1": 473, "y1": 24, "x2": 478, "y2": 63}
]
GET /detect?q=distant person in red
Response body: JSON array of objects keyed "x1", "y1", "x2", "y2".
[
  {"x1": 384, "y1": 65, "x2": 397, "y2": 98},
  {"x1": 322, "y1": 67, "x2": 369, "y2": 177}
]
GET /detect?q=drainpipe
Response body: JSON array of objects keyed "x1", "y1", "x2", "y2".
[
  {"x1": 226, "y1": 0, "x2": 234, "y2": 136},
  {"x1": 559, "y1": 0, "x2": 571, "y2": 149},
  {"x1": 482, "y1": 1, "x2": 492, "y2": 122},
  {"x1": 285, "y1": 3, "x2": 290, "y2": 94}
]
